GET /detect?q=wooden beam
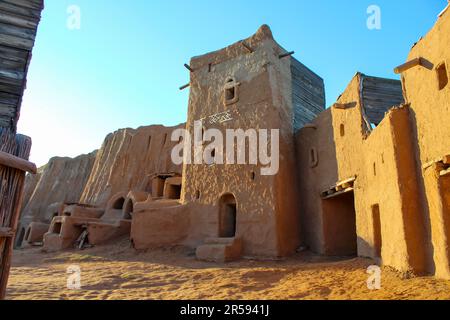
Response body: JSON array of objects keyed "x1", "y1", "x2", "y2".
[
  {"x1": 179, "y1": 83, "x2": 190, "y2": 91},
  {"x1": 184, "y1": 64, "x2": 193, "y2": 72},
  {"x1": 0, "y1": 150, "x2": 36, "y2": 174},
  {"x1": 333, "y1": 103, "x2": 348, "y2": 109},
  {"x1": 322, "y1": 187, "x2": 354, "y2": 200},
  {"x1": 279, "y1": 51, "x2": 295, "y2": 59},
  {"x1": 394, "y1": 57, "x2": 423, "y2": 74}
]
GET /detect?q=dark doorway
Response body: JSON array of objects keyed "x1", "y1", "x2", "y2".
[
  {"x1": 372, "y1": 204, "x2": 382, "y2": 258},
  {"x1": 322, "y1": 191, "x2": 357, "y2": 256},
  {"x1": 15, "y1": 227, "x2": 26, "y2": 248},
  {"x1": 219, "y1": 193, "x2": 237, "y2": 238},
  {"x1": 113, "y1": 197, "x2": 125, "y2": 210},
  {"x1": 123, "y1": 200, "x2": 133, "y2": 220},
  {"x1": 166, "y1": 184, "x2": 182, "y2": 200}
]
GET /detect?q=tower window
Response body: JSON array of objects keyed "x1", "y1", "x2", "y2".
[
  {"x1": 436, "y1": 62, "x2": 448, "y2": 90},
  {"x1": 340, "y1": 124, "x2": 345, "y2": 137},
  {"x1": 224, "y1": 77, "x2": 239, "y2": 105}
]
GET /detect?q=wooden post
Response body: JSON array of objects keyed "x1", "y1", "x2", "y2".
[
  {"x1": 0, "y1": 174, "x2": 26, "y2": 299},
  {"x1": 0, "y1": 132, "x2": 34, "y2": 300}
]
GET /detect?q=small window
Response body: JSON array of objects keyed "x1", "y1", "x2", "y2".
[
  {"x1": 373, "y1": 163, "x2": 377, "y2": 176},
  {"x1": 53, "y1": 223, "x2": 62, "y2": 235},
  {"x1": 372, "y1": 204, "x2": 382, "y2": 258},
  {"x1": 437, "y1": 62, "x2": 448, "y2": 90},
  {"x1": 195, "y1": 190, "x2": 201, "y2": 200},
  {"x1": 224, "y1": 77, "x2": 239, "y2": 105},
  {"x1": 310, "y1": 148, "x2": 318, "y2": 168},
  {"x1": 340, "y1": 124, "x2": 345, "y2": 137},
  {"x1": 250, "y1": 171, "x2": 256, "y2": 181}
]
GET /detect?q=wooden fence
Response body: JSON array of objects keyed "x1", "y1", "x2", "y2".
[{"x1": 0, "y1": 128, "x2": 36, "y2": 299}]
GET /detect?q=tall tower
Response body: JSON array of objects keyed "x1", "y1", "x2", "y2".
[{"x1": 181, "y1": 25, "x2": 325, "y2": 257}]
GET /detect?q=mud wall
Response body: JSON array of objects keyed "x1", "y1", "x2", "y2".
[
  {"x1": 20, "y1": 152, "x2": 97, "y2": 224},
  {"x1": 80, "y1": 124, "x2": 184, "y2": 208}
]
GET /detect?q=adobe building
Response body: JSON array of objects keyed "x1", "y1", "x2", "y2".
[
  {"x1": 396, "y1": 3, "x2": 450, "y2": 279},
  {"x1": 297, "y1": 4, "x2": 450, "y2": 279},
  {"x1": 131, "y1": 24, "x2": 326, "y2": 260},
  {"x1": 15, "y1": 124, "x2": 184, "y2": 251},
  {"x1": 18, "y1": 2, "x2": 450, "y2": 279},
  {"x1": 296, "y1": 74, "x2": 426, "y2": 274}
]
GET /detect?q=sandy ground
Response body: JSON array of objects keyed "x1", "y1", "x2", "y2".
[{"x1": 6, "y1": 237, "x2": 450, "y2": 300}]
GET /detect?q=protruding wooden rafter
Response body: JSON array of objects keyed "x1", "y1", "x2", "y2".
[
  {"x1": 394, "y1": 57, "x2": 424, "y2": 74},
  {"x1": 279, "y1": 51, "x2": 295, "y2": 59}
]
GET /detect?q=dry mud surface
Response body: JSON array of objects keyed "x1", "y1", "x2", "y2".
[{"x1": 6, "y1": 238, "x2": 450, "y2": 300}]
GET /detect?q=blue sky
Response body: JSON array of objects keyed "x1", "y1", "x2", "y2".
[{"x1": 18, "y1": 0, "x2": 446, "y2": 166}]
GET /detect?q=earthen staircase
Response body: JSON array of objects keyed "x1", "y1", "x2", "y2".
[{"x1": 196, "y1": 237, "x2": 243, "y2": 263}]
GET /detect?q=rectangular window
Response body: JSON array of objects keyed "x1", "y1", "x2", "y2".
[{"x1": 437, "y1": 62, "x2": 448, "y2": 90}]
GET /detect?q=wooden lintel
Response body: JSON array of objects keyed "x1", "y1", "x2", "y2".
[
  {"x1": 0, "y1": 150, "x2": 37, "y2": 174},
  {"x1": 336, "y1": 176, "x2": 357, "y2": 188},
  {"x1": 394, "y1": 57, "x2": 423, "y2": 74},
  {"x1": 322, "y1": 187, "x2": 354, "y2": 200}
]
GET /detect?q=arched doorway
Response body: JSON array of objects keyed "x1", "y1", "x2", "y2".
[
  {"x1": 112, "y1": 197, "x2": 125, "y2": 210},
  {"x1": 219, "y1": 193, "x2": 237, "y2": 238}
]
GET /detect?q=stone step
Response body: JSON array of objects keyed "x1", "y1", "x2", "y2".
[{"x1": 196, "y1": 238, "x2": 243, "y2": 263}]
